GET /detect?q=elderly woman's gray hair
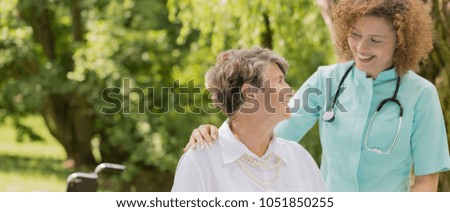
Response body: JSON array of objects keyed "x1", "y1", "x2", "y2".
[{"x1": 206, "y1": 46, "x2": 288, "y2": 116}]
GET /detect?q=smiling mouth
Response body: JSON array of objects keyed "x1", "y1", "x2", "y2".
[{"x1": 357, "y1": 53, "x2": 374, "y2": 61}]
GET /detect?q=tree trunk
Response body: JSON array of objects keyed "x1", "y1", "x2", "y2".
[
  {"x1": 316, "y1": 0, "x2": 339, "y2": 60},
  {"x1": 18, "y1": 0, "x2": 96, "y2": 168},
  {"x1": 316, "y1": 0, "x2": 450, "y2": 191},
  {"x1": 40, "y1": 94, "x2": 97, "y2": 168},
  {"x1": 419, "y1": 0, "x2": 450, "y2": 192},
  {"x1": 262, "y1": 13, "x2": 273, "y2": 49}
]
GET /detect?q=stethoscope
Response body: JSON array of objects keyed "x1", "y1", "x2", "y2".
[{"x1": 322, "y1": 63, "x2": 403, "y2": 155}]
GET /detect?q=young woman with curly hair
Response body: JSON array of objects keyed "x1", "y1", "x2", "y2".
[{"x1": 185, "y1": 0, "x2": 450, "y2": 191}]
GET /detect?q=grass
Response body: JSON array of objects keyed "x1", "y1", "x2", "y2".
[{"x1": 0, "y1": 116, "x2": 72, "y2": 191}]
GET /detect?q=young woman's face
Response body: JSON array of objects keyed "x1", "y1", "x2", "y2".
[{"x1": 348, "y1": 16, "x2": 397, "y2": 77}]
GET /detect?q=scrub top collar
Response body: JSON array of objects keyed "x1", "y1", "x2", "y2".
[
  {"x1": 375, "y1": 67, "x2": 397, "y2": 82},
  {"x1": 218, "y1": 119, "x2": 287, "y2": 164},
  {"x1": 352, "y1": 61, "x2": 397, "y2": 84}
]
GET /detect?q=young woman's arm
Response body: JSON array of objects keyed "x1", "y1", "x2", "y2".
[{"x1": 410, "y1": 173, "x2": 439, "y2": 192}]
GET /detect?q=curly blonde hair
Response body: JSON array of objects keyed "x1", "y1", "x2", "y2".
[
  {"x1": 205, "y1": 47, "x2": 288, "y2": 116},
  {"x1": 332, "y1": 0, "x2": 434, "y2": 75}
]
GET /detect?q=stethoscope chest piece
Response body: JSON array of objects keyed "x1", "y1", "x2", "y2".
[{"x1": 322, "y1": 110, "x2": 335, "y2": 122}]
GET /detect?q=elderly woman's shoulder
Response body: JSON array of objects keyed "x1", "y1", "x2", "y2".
[
  {"x1": 182, "y1": 141, "x2": 222, "y2": 162},
  {"x1": 273, "y1": 137, "x2": 319, "y2": 167},
  {"x1": 274, "y1": 137, "x2": 312, "y2": 158}
]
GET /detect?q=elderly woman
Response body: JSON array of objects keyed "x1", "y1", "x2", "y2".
[
  {"x1": 171, "y1": 47, "x2": 325, "y2": 191},
  {"x1": 186, "y1": 0, "x2": 450, "y2": 191}
]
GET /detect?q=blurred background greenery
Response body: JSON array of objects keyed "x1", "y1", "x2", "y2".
[{"x1": 0, "y1": 0, "x2": 449, "y2": 191}]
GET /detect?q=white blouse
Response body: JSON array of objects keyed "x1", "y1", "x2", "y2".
[{"x1": 172, "y1": 121, "x2": 326, "y2": 192}]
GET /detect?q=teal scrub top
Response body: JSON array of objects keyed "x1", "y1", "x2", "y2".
[{"x1": 275, "y1": 61, "x2": 450, "y2": 191}]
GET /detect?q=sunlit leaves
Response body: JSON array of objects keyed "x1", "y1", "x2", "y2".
[
  {"x1": 0, "y1": 0, "x2": 336, "y2": 189},
  {"x1": 169, "y1": 0, "x2": 335, "y2": 88}
]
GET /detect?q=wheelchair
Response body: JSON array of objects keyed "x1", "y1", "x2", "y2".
[{"x1": 66, "y1": 163, "x2": 125, "y2": 192}]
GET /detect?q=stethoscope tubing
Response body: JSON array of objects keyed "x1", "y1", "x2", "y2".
[{"x1": 323, "y1": 63, "x2": 403, "y2": 155}]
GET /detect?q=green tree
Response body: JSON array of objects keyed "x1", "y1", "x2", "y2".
[
  {"x1": 419, "y1": 0, "x2": 450, "y2": 191},
  {"x1": 1, "y1": 0, "x2": 97, "y2": 166},
  {"x1": 0, "y1": 0, "x2": 215, "y2": 191},
  {"x1": 0, "y1": 0, "x2": 347, "y2": 191},
  {"x1": 168, "y1": 0, "x2": 335, "y2": 164}
]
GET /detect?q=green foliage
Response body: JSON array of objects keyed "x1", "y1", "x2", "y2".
[
  {"x1": 168, "y1": 0, "x2": 335, "y2": 88},
  {"x1": 0, "y1": 0, "x2": 334, "y2": 190},
  {"x1": 168, "y1": 0, "x2": 335, "y2": 164}
]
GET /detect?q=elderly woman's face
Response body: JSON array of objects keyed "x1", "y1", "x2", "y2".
[
  {"x1": 347, "y1": 16, "x2": 397, "y2": 77},
  {"x1": 256, "y1": 63, "x2": 293, "y2": 120}
]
